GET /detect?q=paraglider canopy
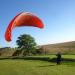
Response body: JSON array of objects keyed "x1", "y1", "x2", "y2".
[{"x1": 5, "y1": 12, "x2": 44, "y2": 42}]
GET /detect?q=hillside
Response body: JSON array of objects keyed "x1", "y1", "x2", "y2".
[
  {"x1": 0, "y1": 47, "x2": 15, "y2": 56},
  {"x1": 0, "y1": 41, "x2": 75, "y2": 56},
  {"x1": 39, "y1": 41, "x2": 75, "y2": 54}
]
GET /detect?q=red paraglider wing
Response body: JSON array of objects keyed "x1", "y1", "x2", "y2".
[
  {"x1": 14, "y1": 12, "x2": 44, "y2": 28},
  {"x1": 5, "y1": 13, "x2": 22, "y2": 41},
  {"x1": 5, "y1": 12, "x2": 44, "y2": 42}
]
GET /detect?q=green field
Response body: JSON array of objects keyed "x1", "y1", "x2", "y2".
[{"x1": 0, "y1": 55, "x2": 75, "y2": 75}]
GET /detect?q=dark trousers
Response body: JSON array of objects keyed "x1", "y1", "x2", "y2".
[{"x1": 56, "y1": 58, "x2": 61, "y2": 65}]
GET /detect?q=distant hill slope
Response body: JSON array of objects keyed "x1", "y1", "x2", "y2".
[
  {"x1": 39, "y1": 41, "x2": 75, "y2": 54},
  {"x1": 0, "y1": 41, "x2": 75, "y2": 56},
  {"x1": 0, "y1": 47, "x2": 15, "y2": 56}
]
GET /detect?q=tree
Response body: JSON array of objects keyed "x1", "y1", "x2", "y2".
[{"x1": 16, "y1": 34, "x2": 37, "y2": 56}]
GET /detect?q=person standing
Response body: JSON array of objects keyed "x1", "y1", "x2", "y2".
[{"x1": 56, "y1": 52, "x2": 61, "y2": 65}]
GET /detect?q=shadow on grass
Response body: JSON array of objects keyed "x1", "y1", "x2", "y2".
[
  {"x1": 0, "y1": 56, "x2": 75, "y2": 63},
  {"x1": 38, "y1": 64, "x2": 55, "y2": 67},
  {"x1": 0, "y1": 56, "x2": 50, "y2": 61}
]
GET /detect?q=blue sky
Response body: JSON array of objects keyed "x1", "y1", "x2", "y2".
[{"x1": 0, "y1": 0, "x2": 75, "y2": 47}]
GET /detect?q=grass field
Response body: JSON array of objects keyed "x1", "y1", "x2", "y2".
[{"x1": 0, "y1": 55, "x2": 75, "y2": 75}]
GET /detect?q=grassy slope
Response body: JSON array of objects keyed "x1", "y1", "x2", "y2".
[
  {"x1": 39, "y1": 41, "x2": 75, "y2": 54},
  {"x1": 0, "y1": 55, "x2": 75, "y2": 75},
  {"x1": 0, "y1": 41, "x2": 75, "y2": 56}
]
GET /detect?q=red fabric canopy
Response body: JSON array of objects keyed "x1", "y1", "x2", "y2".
[{"x1": 5, "y1": 12, "x2": 44, "y2": 42}]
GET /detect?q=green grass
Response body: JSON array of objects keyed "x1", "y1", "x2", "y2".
[
  {"x1": 62, "y1": 55, "x2": 75, "y2": 59},
  {"x1": 0, "y1": 55, "x2": 75, "y2": 75}
]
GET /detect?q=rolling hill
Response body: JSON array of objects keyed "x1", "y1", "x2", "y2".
[
  {"x1": 39, "y1": 41, "x2": 75, "y2": 54},
  {"x1": 0, "y1": 41, "x2": 75, "y2": 56}
]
